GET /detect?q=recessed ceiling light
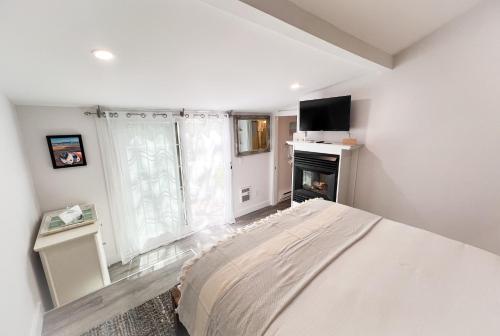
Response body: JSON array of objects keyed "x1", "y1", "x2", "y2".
[
  {"x1": 290, "y1": 82, "x2": 303, "y2": 90},
  {"x1": 92, "y1": 49, "x2": 114, "y2": 61}
]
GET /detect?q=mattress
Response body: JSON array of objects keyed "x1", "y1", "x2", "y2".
[{"x1": 178, "y1": 199, "x2": 500, "y2": 336}]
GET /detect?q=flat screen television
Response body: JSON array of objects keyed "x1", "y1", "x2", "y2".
[{"x1": 299, "y1": 96, "x2": 351, "y2": 131}]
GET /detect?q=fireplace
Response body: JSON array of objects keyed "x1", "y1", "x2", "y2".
[{"x1": 293, "y1": 150, "x2": 338, "y2": 203}]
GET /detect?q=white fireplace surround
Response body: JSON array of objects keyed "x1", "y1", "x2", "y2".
[{"x1": 287, "y1": 141, "x2": 362, "y2": 206}]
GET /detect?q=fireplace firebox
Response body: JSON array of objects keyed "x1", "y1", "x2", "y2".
[{"x1": 293, "y1": 150, "x2": 338, "y2": 203}]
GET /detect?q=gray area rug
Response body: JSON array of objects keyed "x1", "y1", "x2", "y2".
[{"x1": 81, "y1": 290, "x2": 188, "y2": 336}]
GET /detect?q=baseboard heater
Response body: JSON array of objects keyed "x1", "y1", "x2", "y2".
[{"x1": 279, "y1": 191, "x2": 291, "y2": 202}]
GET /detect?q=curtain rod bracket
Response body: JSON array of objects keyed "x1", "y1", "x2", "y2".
[
  {"x1": 84, "y1": 105, "x2": 104, "y2": 117},
  {"x1": 97, "y1": 105, "x2": 104, "y2": 118}
]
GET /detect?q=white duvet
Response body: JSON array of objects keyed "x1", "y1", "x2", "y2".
[
  {"x1": 179, "y1": 200, "x2": 500, "y2": 335},
  {"x1": 267, "y1": 218, "x2": 500, "y2": 335}
]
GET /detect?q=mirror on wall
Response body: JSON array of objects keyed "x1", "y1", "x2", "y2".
[{"x1": 234, "y1": 115, "x2": 271, "y2": 156}]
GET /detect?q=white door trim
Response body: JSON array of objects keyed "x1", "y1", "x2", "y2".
[{"x1": 271, "y1": 112, "x2": 298, "y2": 205}]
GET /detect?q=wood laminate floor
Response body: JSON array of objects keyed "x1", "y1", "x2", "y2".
[{"x1": 43, "y1": 200, "x2": 291, "y2": 336}]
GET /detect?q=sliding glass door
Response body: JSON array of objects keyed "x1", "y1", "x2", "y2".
[{"x1": 96, "y1": 111, "x2": 233, "y2": 264}]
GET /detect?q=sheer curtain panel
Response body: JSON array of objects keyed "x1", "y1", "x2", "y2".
[
  {"x1": 179, "y1": 114, "x2": 234, "y2": 229},
  {"x1": 96, "y1": 116, "x2": 185, "y2": 263}
]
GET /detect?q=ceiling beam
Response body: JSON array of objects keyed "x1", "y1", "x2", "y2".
[{"x1": 200, "y1": 0, "x2": 393, "y2": 70}]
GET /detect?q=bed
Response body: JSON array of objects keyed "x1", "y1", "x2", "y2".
[{"x1": 177, "y1": 199, "x2": 500, "y2": 336}]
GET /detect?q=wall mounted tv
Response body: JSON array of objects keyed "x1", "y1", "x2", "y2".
[{"x1": 299, "y1": 95, "x2": 351, "y2": 131}]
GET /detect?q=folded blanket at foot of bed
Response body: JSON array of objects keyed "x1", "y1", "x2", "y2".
[{"x1": 178, "y1": 199, "x2": 381, "y2": 336}]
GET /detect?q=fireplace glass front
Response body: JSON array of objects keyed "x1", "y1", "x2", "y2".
[
  {"x1": 302, "y1": 170, "x2": 330, "y2": 196},
  {"x1": 293, "y1": 151, "x2": 339, "y2": 203}
]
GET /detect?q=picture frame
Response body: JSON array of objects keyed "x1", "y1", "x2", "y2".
[{"x1": 46, "y1": 134, "x2": 87, "y2": 169}]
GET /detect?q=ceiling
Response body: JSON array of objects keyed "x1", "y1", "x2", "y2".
[
  {"x1": 0, "y1": 0, "x2": 374, "y2": 111},
  {"x1": 289, "y1": 0, "x2": 483, "y2": 54}
]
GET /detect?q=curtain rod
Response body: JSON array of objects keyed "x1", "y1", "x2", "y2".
[{"x1": 84, "y1": 106, "x2": 233, "y2": 117}]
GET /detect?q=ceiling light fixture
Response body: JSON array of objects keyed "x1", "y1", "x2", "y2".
[
  {"x1": 290, "y1": 82, "x2": 303, "y2": 90},
  {"x1": 92, "y1": 49, "x2": 114, "y2": 61}
]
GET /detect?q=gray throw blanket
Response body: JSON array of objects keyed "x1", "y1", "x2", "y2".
[{"x1": 178, "y1": 199, "x2": 381, "y2": 336}]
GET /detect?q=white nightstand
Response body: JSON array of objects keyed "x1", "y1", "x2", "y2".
[{"x1": 34, "y1": 205, "x2": 110, "y2": 307}]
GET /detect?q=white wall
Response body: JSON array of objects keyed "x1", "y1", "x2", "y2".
[
  {"x1": 16, "y1": 106, "x2": 120, "y2": 264},
  {"x1": 231, "y1": 116, "x2": 273, "y2": 217},
  {"x1": 303, "y1": 0, "x2": 500, "y2": 255},
  {"x1": 0, "y1": 93, "x2": 50, "y2": 335}
]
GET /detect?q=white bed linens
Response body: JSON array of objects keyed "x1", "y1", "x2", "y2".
[{"x1": 178, "y1": 199, "x2": 500, "y2": 336}]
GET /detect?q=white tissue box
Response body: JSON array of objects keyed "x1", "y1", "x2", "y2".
[{"x1": 58, "y1": 205, "x2": 83, "y2": 224}]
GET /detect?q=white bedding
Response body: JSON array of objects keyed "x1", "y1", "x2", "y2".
[
  {"x1": 267, "y1": 217, "x2": 500, "y2": 335},
  {"x1": 179, "y1": 200, "x2": 500, "y2": 335}
]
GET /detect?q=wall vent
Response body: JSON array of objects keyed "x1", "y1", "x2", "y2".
[{"x1": 241, "y1": 187, "x2": 251, "y2": 203}]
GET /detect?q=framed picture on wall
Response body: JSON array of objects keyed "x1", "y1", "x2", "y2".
[{"x1": 46, "y1": 135, "x2": 87, "y2": 169}]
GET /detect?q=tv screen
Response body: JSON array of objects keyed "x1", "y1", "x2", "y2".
[{"x1": 299, "y1": 96, "x2": 351, "y2": 131}]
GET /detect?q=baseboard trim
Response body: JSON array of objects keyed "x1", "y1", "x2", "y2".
[
  {"x1": 235, "y1": 200, "x2": 271, "y2": 218},
  {"x1": 30, "y1": 302, "x2": 44, "y2": 336}
]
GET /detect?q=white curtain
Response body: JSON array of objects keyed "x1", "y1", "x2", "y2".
[
  {"x1": 179, "y1": 114, "x2": 234, "y2": 229},
  {"x1": 96, "y1": 116, "x2": 186, "y2": 263},
  {"x1": 96, "y1": 112, "x2": 233, "y2": 264}
]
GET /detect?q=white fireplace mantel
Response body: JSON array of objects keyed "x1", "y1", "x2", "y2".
[
  {"x1": 287, "y1": 141, "x2": 363, "y2": 206},
  {"x1": 286, "y1": 141, "x2": 362, "y2": 155}
]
